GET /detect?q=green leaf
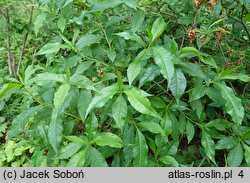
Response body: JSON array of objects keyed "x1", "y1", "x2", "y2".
[
  {"x1": 169, "y1": 68, "x2": 186, "y2": 101},
  {"x1": 139, "y1": 65, "x2": 160, "y2": 87},
  {"x1": 201, "y1": 128, "x2": 216, "y2": 165},
  {"x1": 153, "y1": 46, "x2": 175, "y2": 85},
  {"x1": 127, "y1": 49, "x2": 147, "y2": 85},
  {"x1": 85, "y1": 113, "x2": 98, "y2": 138},
  {"x1": 26, "y1": 73, "x2": 66, "y2": 84},
  {"x1": 91, "y1": 0, "x2": 122, "y2": 12},
  {"x1": 0, "y1": 83, "x2": 21, "y2": 99},
  {"x1": 54, "y1": 84, "x2": 70, "y2": 109},
  {"x1": 217, "y1": 84, "x2": 244, "y2": 125},
  {"x1": 76, "y1": 35, "x2": 102, "y2": 50},
  {"x1": 127, "y1": 59, "x2": 142, "y2": 85},
  {"x1": 36, "y1": 42, "x2": 62, "y2": 55},
  {"x1": 58, "y1": 142, "x2": 83, "y2": 159},
  {"x1": 92, "y1": 132, "x2": 124, "y2": 148},
  {"x1": 139, "y1": 122, "x2": 165, "y2": 136},
  {"x1": 178, "y1": 47, "x2": 202, "y2": 59},
  {"x1": 220, "y1": 73, "x2": 250, "y2": 82},
  {"x1": 57, "y1": 16, "x2": 66, "y2": 32},
  {"x1": 115, "y1": 31, "x2": 145, "y2": 46},
  {"x1": 159, "y1": 155, "x2": 179, "y2": 167},
  {"x1": 151, "y1": 17, "x2": 167, "y2": 42},
  {"x1": 123, "y1": 0, "x2": 138, "y2": 9},
  {"x1": 78, "y1": 90, "x2": 92, "y2": 121},
  {"x1": 227, "y1": 142, "x2": 243, "y2": 167},
  {"x1": 34, "y1": 13, "x2": 46, "y2": 36},
  {"x1": 48, "y1": 110, "x2": 63, "y2": 154},
  {"x1": 131, "y1": 10, "x2": 145, "y2": 32},
  {"x1": 75, "y1": 61, "x2": 94, "y2": 75},
  {"x1": 189, "y1": 85, "x2": 206, "y2": 102},
  {"x1": 85, "y1": 146, "x2": 108, "y2": 167},
  {"x1": 112, "y1": 95, "x2": 127, "y2": 129},
  {"x1": 215, "y1": 136, "x2": 238, "y2": 150},
  {"x1": 179, "y1": 62, "x2": 205, "y2": 78},
  {"x1": 133, "y1": 128, "x2": 148, "y2": 166},
  {"x1": 8, "y1": 106, "x2": 43, "y2": 138},
  {"x1": 243, "y1": 144, "x2": 250, "y2": 166},
  {"x1": 106, "y1": 50, "x2": 116, "y2": 62},
  {"x1": 64, "y1": 136, "x2": 88, "y2": 144},
  {"x1": 124, "y1": 87, "x2": 161, "y2": 119},
  {"x1": 186, "y1": 120, "x2": 195, "y2": 144},
  {"x1": 85, "y1": 84, "x2": 118, "y2": 119},
  {"x1": 206, "y1": 119, "x2": 232, "y2": 131},
  {"x1": 67, "y1": 149, "x2": 87, "y2": 167}
]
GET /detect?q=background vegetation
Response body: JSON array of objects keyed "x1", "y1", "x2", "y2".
[{"x1": 0, "y1": 0, "x2": 250, "y2": 167}]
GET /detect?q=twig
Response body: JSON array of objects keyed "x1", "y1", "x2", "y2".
[
  {"x1": 16, "y1": 1, "x2": 34, "y2": 78},
  {"x1": 228, "y1": 6, "x2": 250, "y2": 44},
  {"x1": 4, "y1": 8, "x2": 16, "y2": 77},
  {"x1": 219, "y1": 44, "x2": 228, "y2": 63}
]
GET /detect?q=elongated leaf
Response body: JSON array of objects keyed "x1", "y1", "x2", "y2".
[
  {"x1": 178, "y1": 47, "x2": 201, "y2": 59},
  {"x1": 8, "y1": 106, "x2": 43, "y2": 138},
  {"x1": 206, "y1": 119, "x2": 232, "y2": 131},
  {"x1": 127, "y1": 59, "x2": 142, "y2": 85},
  {"x1": 48, "y1": 110, "x2": 63, "y2": 154},
  {"x1": 151, "y1": 17, "x2": 167, "y2": 42},
  {"x1": 161, "y1": 112, "x2": 173, "y2": 136},
  {"x1": 217, "y1": 84, "x2": 244, "y2": 125},
  {"x1": 227, "y1": 142, "x2": 243, "y2": 167},
  {"x1": 67, "y1": 148, "x2": 87, "y2": 167},
  {"x1": 139, "y1": 122, "x2": 165, "y2": 136},
  {"x1": 186, "y1": 120, "x2": 195, "y2": 144},
  {"x1": 220, "y1": 73, "x2": 250, "y2": 82},
  {"x1": 54, "y1": 84, "x2": 70, "y2": 109},
  {"x1": 26, "y1": 73, "x2": 66, "y2": 84},
  {"x1": 189, "y1": 85, "x2": 206, "y2": 102},
  {"x1": 123, "y1": 0, "x2": 138, "y2": 9},
  {"x1": 57, "y1": 16, "x2": 66, "y2": 32},
  {"x1": 179, "y1": 62, "x2": 205, "y2": 78},
  {"x1": 112, "y1": 95, "x2": 127, "y2": 129},
  {"x1": 131, "y1": 10, "x2": 145, "y2": 32},
  {"x1": 139, "y1": 65, "x2": 160, "y2": 87},
  {"x1": 133, "y1": 128, "x2": 148, "y2": 166},
  {"x1": 243, "y1": 144, "x2": 250, "y2": 166},
  {"x1": 169, "y1": 68, "x2": 186, "y2": 101},
  {"x1": 127, "y1": 49, "x2": 147, "y2": 85},
  {"x1": 159, "y1": 155, "x2": 179, "y2": 167},
  {"x1": 0, "y1": 83, "x2": 21, "y2": 99},
  {"x1": 153, "y1": 46, "x2": 175, "y2": 85},
  {"x1": 201, "y1": 129, "x2": 216, "y2": 165},
  {"x1": 58, "y1": 142, "x2": 83, "y2": 159},
  {"x1": 115, "y1": 31, "x2": 145, "y2": 46},
  {"x1": 64, "y1": 136, "x2": 88, "y2": 144},
  {"x1": 91, "y1": 0, "x2": 122, "y2": 11},
  {"x1": 85, "y1": 84, "x2": 118, "y2": 118},
  {"x1": 78, "y1": 90, "x2": 92, "y2": 121},
  {"x1": 36, "y1": 42, "x2": 62, "y2": 55},
  {"x1": 215, "y1": 136, "x2": 238, "y2": 150},
  {"x1": 76, "y1": 35, "x2": 101, "y2": 49},
  {"x1": 34, "y1": 13, "x2": 46, "y2": 36},
  {"x1": 85, "y1": 146, "x2": 108, "y2": 167},
  {"x1": 86, "y1": 113, "x2": 98, "y2": 138},
  {"x1": 92, "y1": 132, "x2": 124, "y2": 148},
  {"x1": 124, "y1": 87, "x2": 161, "y2": 119},
  {"x1": 75, "y1": 61, "x2": 94, "y2": 75}
]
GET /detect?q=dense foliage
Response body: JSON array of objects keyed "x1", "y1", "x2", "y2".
[{"x1": 0, "y1": 0, "x2": 250, "y2": 167}]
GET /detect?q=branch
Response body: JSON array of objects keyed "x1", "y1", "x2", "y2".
[
  {"x1": 228, "y1": 6, "x2": 250, "y2": 44},
  {"x1": 4, "y1": 8, "x2": 16, "y2": 77},
  {"x1": 240, "y1": 6, "x2": 250, "y2": 44},
  {"x1": 16, "y1": 1, "x2": 34, "y2": 78}
]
